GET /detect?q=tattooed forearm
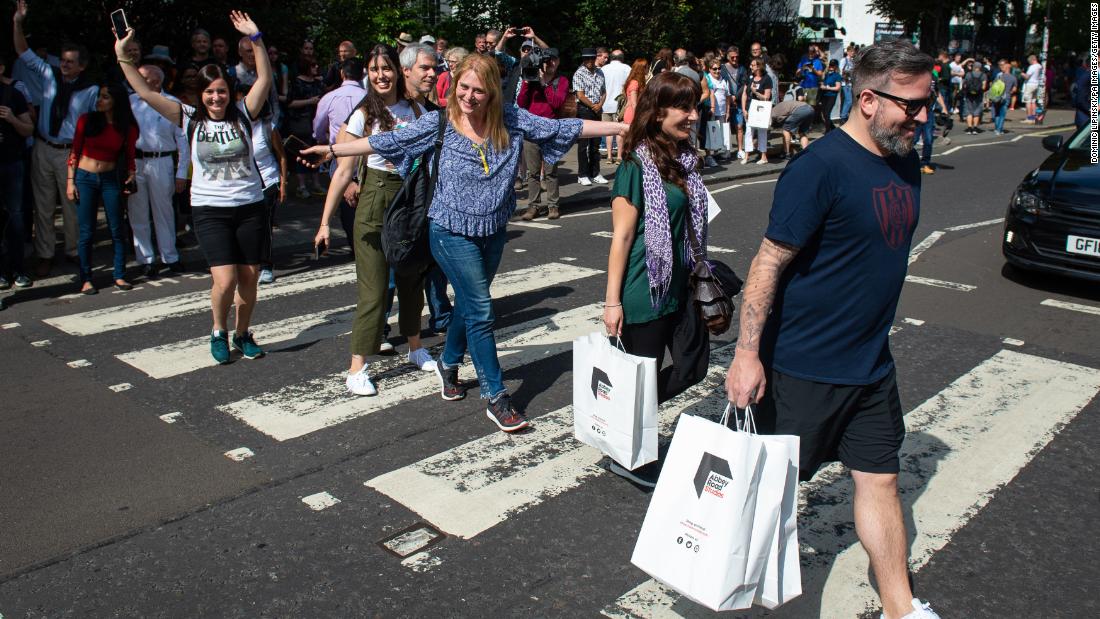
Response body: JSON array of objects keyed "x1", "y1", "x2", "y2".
[{"x1": 735, "y1": 238, "x2": 799, "y2": 353}]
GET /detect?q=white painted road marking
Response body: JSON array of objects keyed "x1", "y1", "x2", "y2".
[
  {"x1": 159, "y1": 412, "x2": 183, "y2": 424},
  {"x1": 30, "y1": 340, "x2": 51, "y2": 347},
  {"x1": 1, "y1": 322, "x2": 20, "y2": 329},
  {"x1": 1002, "y1": 338, "x2": 1025, "y2": 346},
  {"x1": 510, "y1": 221, "x2": 561, "y2": 230},
  {"x1": 1041, "y1": 298, "x2": 1100, "y2": 317},
  {"x1": 67, "y1": 359, "x2": 92, "y2": 368},
  {"x1": 591, "y1": 231, "x2": 737, "y2": 254},
  {"x1": 220, "y1": 302, "x2": 607, "y2": 442},
  {"x1": 902, "y1": 317, "x2": 925, "y2": 326},
  {"x1": 116, "y1": 263, "x2": 601, "y2": 379},
  {"x1": 44, "y1": 261, "x2": 358, "y2": 336},
  {"x1": 944, "y1": 218, "x2": 1004, "y2": 231},
  {"x1": 603, "y1": 350, "x2": 1100, "y2": 617},
  {"x1": 301, "y1": 491, "x2": 340, "y2": 511},
  {"x1": 108, "y1": 383, "x2": 133, "y2": 393},
  {"x1": 905, "y1": 275, "x2": 977, "y2": 292},
  {"x1": 224, "y1": 447, "x2": 254, "y2": 461},
  {"x1": 365, "y1": 344, "x2": 735, "y2": 539},
  {"x1": 908, "y1": 231, "x2": 944, "y2": 265}
]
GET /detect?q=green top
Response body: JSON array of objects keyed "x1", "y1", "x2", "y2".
[{"x1": 610, "y1": 156, "x2": 690, "y2": 325}]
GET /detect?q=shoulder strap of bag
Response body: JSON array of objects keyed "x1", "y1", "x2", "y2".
[
  {"x1": 684, "y1": 210, "x2": 706, "y2": 263},
  {"x1": 425, "y1": 111, "x2": 447, "y2": 204}
]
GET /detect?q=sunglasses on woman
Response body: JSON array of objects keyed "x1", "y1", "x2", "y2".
[{"x1": 868, "y1": 89, "x2": 934, "y2": 117}]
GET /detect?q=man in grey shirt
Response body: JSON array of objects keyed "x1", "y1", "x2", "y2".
[
  {"x1": 991, "y1": 59, "x2": 1017, "y2": 135},
  {"x1": 673, "y1": 50, "x2": 701, "y2": 147}
]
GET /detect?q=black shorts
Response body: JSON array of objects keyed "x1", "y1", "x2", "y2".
[
  {"x1": 755, "y1": 367, "x2": 905, "y2": 482},
  {"x1": 192, "y1": 201, "x2": 270, "y2": 267}
]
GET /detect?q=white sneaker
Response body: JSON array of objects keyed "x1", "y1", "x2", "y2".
[
  {"x1": 737, "y1": 150, "x2": 746, "y2": 159},
  {"x1": 578, "y1": 177, "x2": 592, "y2": 186},
  {"x1": 345, "y1": 367, "x2": 377, "y2": 396},
  {"x1": 258, "y1": 268, "x2": 275, "y2": 284},
  {"x1": 881, "y1": 598, "x2": 942, "y2": 619},
  {"x1": 408, "y1": 347, "x2": 437, "y2": 372},
  {"x1": 378, "y1": 340, "x2": 395, "y2": 354},
  {"x1": 592, "y1": 175, "x2": 609, "y2": 185}
]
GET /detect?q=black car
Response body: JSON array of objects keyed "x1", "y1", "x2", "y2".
[{"x1": 1003, "y1": 125, "x2": 1100, "y2": 282}]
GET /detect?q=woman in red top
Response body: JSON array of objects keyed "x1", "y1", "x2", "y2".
[{"x1": 67, "y1": 82, "x2": 138, "y2": 294}]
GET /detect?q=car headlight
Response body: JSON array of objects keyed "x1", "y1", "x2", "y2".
[{"x1": 1012, "y1": 189, "x2": 1048, "y2": 215}]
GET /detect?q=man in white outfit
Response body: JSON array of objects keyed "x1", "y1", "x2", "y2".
[
  {"x1": 129, "y1": 65, "x2": 188, "y2": 277},
  {"x1": 600, "y1": 49, "x2": 630, "y2": 160}
]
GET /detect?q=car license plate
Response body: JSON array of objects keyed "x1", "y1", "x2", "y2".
[{"x1": 1066, "y1": 235, "x2": 1100, "y2": 258}]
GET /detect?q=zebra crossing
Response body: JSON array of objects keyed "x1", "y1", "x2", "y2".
[{"x1": 30, "y1": 252, "x2": 1100, "y2": 617}]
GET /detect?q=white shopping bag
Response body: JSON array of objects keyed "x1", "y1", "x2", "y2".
[
  {"x1": 705, "y1": 121, "x2": 724, "y2": 152},
  {"x1": 572, "y1": 333, "x2": 658, "y2": 469},
  {"x1": 630, "y1": 412, "x2": 767, "y2": 611},
  {"x1": 720, "y1": 121, "x2": 733, "y2": 152},
  {"x1": 747, "y1": 100, "x2": 773, "y2": 129},
  {"x1": 750, "y1": 408, "x2": 802, "y2": 609}
]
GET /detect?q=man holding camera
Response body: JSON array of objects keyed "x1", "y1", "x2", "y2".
[{"x1": 517, "y1": 47, "x2": 568, "y2": 220}]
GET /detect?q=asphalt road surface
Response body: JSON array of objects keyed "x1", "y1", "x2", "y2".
[{"x1": 1, "y1": 124, "x2": 1097, "y2": 618}]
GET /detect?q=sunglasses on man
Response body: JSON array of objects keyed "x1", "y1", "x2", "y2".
[{"x1": 868, "y1": 89, "x2": 935, "y2": 117}]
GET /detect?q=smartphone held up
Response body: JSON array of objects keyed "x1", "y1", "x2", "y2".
[{"x1": 110, "y1": 9, "x2": 129, "y2": 39}]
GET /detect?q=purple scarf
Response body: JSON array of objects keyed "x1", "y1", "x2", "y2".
[{"x1": 634, "y1": 143, "x2": 709, "y2": 309}]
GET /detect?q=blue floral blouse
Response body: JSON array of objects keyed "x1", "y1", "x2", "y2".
[{"x1": 368, "y1": 107, "x2": 583, "y2": 237}]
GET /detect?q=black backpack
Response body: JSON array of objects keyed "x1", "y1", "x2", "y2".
[
  {"x1": 382, "y1": 111, "x2": 447, "y2": 275},
  {"x1": 964, "y1": 72, "x2": 984, "y2": 98}
]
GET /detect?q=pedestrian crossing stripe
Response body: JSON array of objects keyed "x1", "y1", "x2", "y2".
[
  {"x1": 218, "y1": 301, "x2": 607, "y2": 442},
  {"x1": 590, "y1": 231, "x2": 737, "y2": 254},
  {"x1": 601, "y1": 349, "x2": 1100, "y2": 617},
  {"x1": 115, "y1": 262, "x2": 602, "y2": 380},
  {"x1": 43, "y1": 261, "x2": 359, "y2": 336},
  {"x1": 365, "y1": 343, "x2": 737, "y2": 539}
]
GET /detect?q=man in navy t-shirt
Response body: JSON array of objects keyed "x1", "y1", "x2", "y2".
[{"x1": 726, "y1": 40, "x2": 942, "y2": 619}]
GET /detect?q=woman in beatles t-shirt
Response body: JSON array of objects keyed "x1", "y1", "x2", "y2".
[{"x1": 114, "y1": 10, "x2": 273, "y2": 364}]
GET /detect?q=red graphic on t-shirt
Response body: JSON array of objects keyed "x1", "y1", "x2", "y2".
[{"x1": 872, "y1": 181, "x2": 916, "y2": 250}]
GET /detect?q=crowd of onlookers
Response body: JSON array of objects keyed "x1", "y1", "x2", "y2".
[{"x1": 0, "y1": 5, "x2": 1094, "y2": 301}]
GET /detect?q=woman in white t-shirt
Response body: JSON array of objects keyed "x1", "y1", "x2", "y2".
[
  {"x1": 115, "y1": 11, "x2": 272, "y2": 365},
  {"x1": 705, "y1": 60, "x2": 730, "y2": 163},
  {"x1": 313, "y1": 44, "x2": 434, "y2": 397}
]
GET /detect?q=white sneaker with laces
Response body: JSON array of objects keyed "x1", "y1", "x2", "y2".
[
  {"x1": 592, "y1": 175, "x2": 609, "y2": 185},
  {"x1": 345, "y1": 367, "x2": 377, "y2": 396},
  {"x1": 408, "y1": 347, "x2": 437, "y2": 372},
  {"x1": 881, "y1": 598, "x2": 941, "y2": 619},
  {"x1": 578, "y1": 177, "x2": 592, "y2": 186}
]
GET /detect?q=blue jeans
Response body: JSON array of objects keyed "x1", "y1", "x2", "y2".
[
  {"x1": 424, "y1": 264, "x2": 452, "y2": 332},
  {"x1": 0, "y1": 161, "x2": 26, "y2": 276},
  {"x1": 918, "y1": 118, "x2": 935, "y2": 166},
  {"x1": 992, "y1": 100, "x2": 1008, "y2": 132},
  {"x1": 429, "y1": 220, "x2": 508, "y2": 399},
  {"x1": 839, "y1": 84, "x2": 853, "y2": 121},
  {"x1": 74, "y1": 169, "x2": 126, "y2": 282}
]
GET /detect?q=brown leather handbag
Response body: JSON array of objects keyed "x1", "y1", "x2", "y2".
[{"x1": 686, "y1": 217, "x2": 736, "y2": 335}]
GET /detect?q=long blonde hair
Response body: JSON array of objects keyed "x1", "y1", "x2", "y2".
[{"x1": 446, "y1": 54, "x2": 509, "y2": 151}]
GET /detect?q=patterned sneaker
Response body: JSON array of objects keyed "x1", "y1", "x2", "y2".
[
  {"x1": 345, "y1": 367, "x2": 377, "y2": 396},
  {"x1": 259, "y1": 268, "x2": 275, "y2": 284},
  {"x1": 232, "y1": 331, "x2": 265, "y2": 359},
  {"x1": 882, "y1": 599, "x2": 942, "y2": 619},
  {"x1": 408, "y1": 347, "x2": 437, "y2": 372},
  {"x1": 210, "y1": 330, "x2": 231, "y2": 364},
  {"x1": 485, "y1": 393, "x2": 529, "y2": 432},
  {"x1": 435, "y1": 363, "x2": 465, "y2": 401}
]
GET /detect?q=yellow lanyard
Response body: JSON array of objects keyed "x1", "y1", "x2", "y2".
[{"x1": 471, "y1": 142, "x2": 490, "y2": 175}]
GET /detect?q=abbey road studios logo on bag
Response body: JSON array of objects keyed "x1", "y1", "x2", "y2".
[
  {"x1": 693, "y1": 452, "x2": 732, "y2": 498},
  {"x1": 590, "y1": 367, "x2": 613, "y2": 401}
]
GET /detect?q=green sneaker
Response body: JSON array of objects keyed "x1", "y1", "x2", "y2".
[
  {"x1": 211, "y1": 330, "x2": 231, "y2": 364},
  {"x1": 232, "y1": 331, "x2": 265, "y2": 359}
]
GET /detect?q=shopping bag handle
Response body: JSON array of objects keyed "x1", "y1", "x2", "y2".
[
  {"x1": 720, "y1": 402, "x2": 757, "y2": 433},
  {"x1": 613, "y1": 336, "x2": 626, "y2": 352}
]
